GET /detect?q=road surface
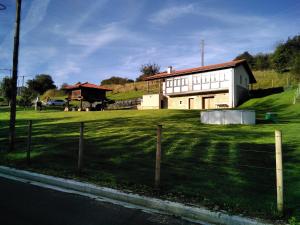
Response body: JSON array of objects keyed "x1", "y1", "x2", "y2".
[{"x1": 0, "y1": 176, "x2": 202, "y2": 225}]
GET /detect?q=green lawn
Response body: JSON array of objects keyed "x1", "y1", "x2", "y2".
[
  {"x1": 107, "y1": 90, "x2": 147, "y2": 101},
  {"x1": 0, "y1": 89, "x2": 300, "y2": 221}
]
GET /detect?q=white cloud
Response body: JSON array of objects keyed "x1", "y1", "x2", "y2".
[
  {"x1": 67, "y1": 23, "x2": 129, "y2": 56},
  {"x1": 149, "y1": 2, "x2": 267, "y2": 26},
  {"x1": 149, "y1": 3, "x2": 195, "y2": 25},
  {"x1": 21, "y1": 0, "x2": 51, "y2": 35}
]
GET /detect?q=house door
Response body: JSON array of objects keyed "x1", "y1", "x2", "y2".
[
  {"x1": 202, "y1": 96, "x2": 215, "y2": 109},
  {"x1": 188, "y1": 98, "x2": 194, "y2": 109}
]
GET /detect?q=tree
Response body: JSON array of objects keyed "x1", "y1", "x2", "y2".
[
  {"x1": 234, "y1": 52, "x2": 255, "y2": 68},
  {"x1": 271, "y1": 43, "x2": 291, "y2": 73},
  {"x1": 101, "y1": 76, "x2": 134, "y2": 85},
  {"x1": 253, "y1": 53, "x2": 271, "y2": 70},
  {"x1": 18, "y1": 87, "x2": 35, "y2": 107},
  {"x1": 27, "y1": 74, "x2": 56, "y2": 95},
  {"x1": 272, "y1": 36, "x2": 300, "y2": 73},
  {"x1": 0, "y1": 77, "x2": 13, "y2": 105},
  {"x1": 136, "y1": 63, "x2": 160, "y2": 81},
  {"x1": 291, "y1": 54, "x2": 300, "y2": 76}
]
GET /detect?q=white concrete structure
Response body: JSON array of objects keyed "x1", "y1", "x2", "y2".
[
  {"x1": 141, "y1": 60, "x2": 256, "y2": 110},
  {"x1": 140, "y1": 94, "x2": 164, "y2": 109},
  {"x1": 201, "y1": 110, "x2": 256, "y2": 125}
]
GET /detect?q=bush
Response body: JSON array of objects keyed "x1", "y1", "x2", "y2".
[
  {"x1": 289, "y1": 217, "x2": 300, "y2": 225},
  {"x1": 101, "y1": 76, "x2": 134, "y2": 85},
  {"x1": 17, "y1": 87, "x2": 35, "y2": 107}
]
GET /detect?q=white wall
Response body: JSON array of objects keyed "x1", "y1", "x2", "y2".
[
  {"x1": 163, "y1": 68, "x2": 233, "y2": 95},
  {"x1": 233, "y1": 65, "x2": 250, "y2": 106},
  {"x1": 141, "y1": 94, "x2": 161, "y2": 109}
]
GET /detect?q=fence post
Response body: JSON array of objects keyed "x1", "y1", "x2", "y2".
[
  {"x1": 155, "y1": 124, "x2": 162, "y2": 190},
  {"x1": 78, "y1": 122, "x2": 84, "y2": 173},
  {"x1": 27, "y1": 120, "x2": 32, "y2": 165},
  {"x1": 275, "y1": 130, "x2": 284, "y2": 215}
]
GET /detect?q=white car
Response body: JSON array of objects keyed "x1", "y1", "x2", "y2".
[{"x1": 46, "y1": 99, "x2": 66, "y2": 106}]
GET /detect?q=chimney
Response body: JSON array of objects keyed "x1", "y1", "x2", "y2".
[{"x1": 167, "y1": 66, "x2": 173, "y2": 74}]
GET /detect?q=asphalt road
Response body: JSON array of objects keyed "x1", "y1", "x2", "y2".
[{"x1": 0, "y1": 176, "x2": 201, "y2": 225}]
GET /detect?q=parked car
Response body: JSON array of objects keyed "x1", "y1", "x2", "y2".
[{"x1": 45, "y1": 99, "x2": 66, "y2": 106}]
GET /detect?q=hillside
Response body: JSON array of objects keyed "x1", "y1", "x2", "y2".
[{"x1": 105, "y1": 70, "x2": 298, "y2": 101}]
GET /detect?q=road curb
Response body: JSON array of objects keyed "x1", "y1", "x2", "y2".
[{"x1": 0, "y1": 166, "x2": 272, "y2": 225}]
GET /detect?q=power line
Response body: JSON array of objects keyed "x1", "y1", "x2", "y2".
[{"x1": 0, "y1": 68, "x2": 12, "y2": 77}]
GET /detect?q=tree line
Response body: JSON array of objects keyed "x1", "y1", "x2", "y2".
[
  {"x1": 0, "y1": 74, "x2": 56, "y2": 106},
  {"x1": 100, "y1": 63, "x2": 160, "y2": 85},
  {"x1": 235, "y1": 35, "x2": 300, "y2": 74}
]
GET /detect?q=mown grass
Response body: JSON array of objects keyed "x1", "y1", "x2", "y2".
[
  {"x1": 107, "y1": 90, "x2": 146, "y2": 101},
  {"x1": 0, "y1": 89, "x2": 300, "y2": 221}
]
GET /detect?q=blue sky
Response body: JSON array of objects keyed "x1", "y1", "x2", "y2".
[{"x1": 0, "y1": 0, "x2": 299, "y2": 86}]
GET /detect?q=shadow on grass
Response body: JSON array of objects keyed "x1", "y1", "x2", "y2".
[{"x1": 0, "y1": 111, "x2": 299, "y2": 219}]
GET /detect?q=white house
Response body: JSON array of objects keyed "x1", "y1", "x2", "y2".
[{"x1": 140, "y1": 59, "x2": 256, "y2": 110}]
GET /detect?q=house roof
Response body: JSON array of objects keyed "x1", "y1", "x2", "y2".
[
  {"x1": 63, "y1": 82, "x2": 112, "y2": 91},
  {"x1": 144, "y1": 59, "x2": 256, "y2": 83}
]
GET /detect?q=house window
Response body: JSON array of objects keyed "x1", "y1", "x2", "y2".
[
  {"x1": 174, "y1": 79, "x2": 181, "y2": 87},
  {"x1": 193, "y1": 76, "x2": 199, "y2": 84},
  {"x1": 202, "y1": 75, "x2": 209, "y2": 83},
  {"x1": 180, "y1": 101, "x2": 182, "y2": 104},
  {"x1": 212, "y1": 73, "x2": 218, "y2": 82},
  {"x1": 181, "y1": 78, "x2": 188, "y2": 86},
  {"x1": 166, "y1": 80, "x2": 173, "y2": 88}
]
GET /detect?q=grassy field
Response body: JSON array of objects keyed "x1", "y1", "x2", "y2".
[{"x1": 0, "y1": 89, "x2": 300, "y2": 221}]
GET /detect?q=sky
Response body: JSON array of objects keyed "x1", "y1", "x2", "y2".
[{"x1": 0, "y1": 0, "x2": 299, "y2": 86}]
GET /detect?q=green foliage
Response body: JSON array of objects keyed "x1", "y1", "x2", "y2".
[
  {"x1": 0, "y1": 76, "x2": 13, "y2": 104},
  {"x1": 235, "y1": 52, "x2": 271, "y2": 70},
  {"x1": 253, "y1": 53, "x2": 271, "y2": 70},
  {"x1": 27, "y1": 74, "x2": 56, "y2": 95},
  {"x1": 271, "y1": 43, "x2": 292, "y2": 73},
  {"x1": 271, "y1": 36, "x2": 300, "y2": 73},
  {"x1": 18, "y1": 87, "x2": 35, "y2": 107},
  {"x1": 235, "y1": 51, "x2": 255, "y2": 67},
  {"x1": 291, "y1": 54, "x2": 300, "y2": 75},
  {"x1": 289, "y1": 217, "x2": 300, "y2": 225},
  {"x1": 235, "y1": 35, "x2": 300, "y2": 73},
  {"x1": 136, "y1": 63, "x2": 160, "y2": 81},
  {"x1": 101, "y1": 76, "x2": 134, "y2": 85}
]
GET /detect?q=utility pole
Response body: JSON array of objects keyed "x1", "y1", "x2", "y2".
[
  {"x1": 201, "y1": 40, "x2": 205, "y2": 67},
  {"x1": 9, "y1": 0, "x2": 22, "y2": 151},
  {"x1": 22, "y1": 75, "x2": 24, "y2": 87}
]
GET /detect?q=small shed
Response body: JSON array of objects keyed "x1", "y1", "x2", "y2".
[{"x1": 63, "y1": 82, "x2": 112, "y2": 110}]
